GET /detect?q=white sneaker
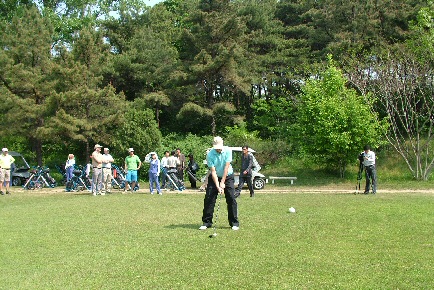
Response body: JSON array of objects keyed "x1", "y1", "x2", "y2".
[
  {"x1": 231, "y1": 226, "x2": 240, "y2": 231},
  {"x1": 199, "y1": 225, "x2": 208, "y2": 230}
]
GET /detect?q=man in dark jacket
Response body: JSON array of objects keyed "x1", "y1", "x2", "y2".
[{"x1": 235, "y1": 146, "x2": 254, "y2": 198}]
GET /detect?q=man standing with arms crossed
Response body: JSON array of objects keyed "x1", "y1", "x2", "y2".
[
  {"x1": 102, "y1": 148, "x2": 114, "y2": 194},
  {"x1": 125, "y1": 148, "x2": 141, "y2": 192},
  {"x1": 91, "y1": 144, "x2": 104, "y2": 195},
  {"x1": 199, "y1": 136, "x2": 239, "y2": 231},
  {"x1": 0, "y1": 148, "x2": 15, "y2": 195}
]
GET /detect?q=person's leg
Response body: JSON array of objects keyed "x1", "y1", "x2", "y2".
[
  {"x1": 92, "y1": 169, "x2": 98, "y2": 195},
  {"x1": 364, "y1": 167, "x2": 372, "y2": 194},
  {"x1": 202, "y1": 175, "x2": 218, "y2": 227},
  {"x1": 235, "y1": 175, "x2": 245, "y2": 197},
  {"x1": 371, "y1": 167, "x2": 377, "y2": 194},
  {"x1": 0, "y1": 169, "x2": 5, "y2": 194},
  {"x1": 246, "y1": 175, "x2": 254, "y2": 197},
  {"x1": 131, "y1": 170, "x2": 137, "y2": 192},
  {"x1": 149, "y1": 172, "x2": 154, "y2": 193},
  {"x1": 5, "y1": 170, "x2": 11, "y2": 193},
  {"x1": 224, "y1": 175, "x2": 239, "y2": 227}
]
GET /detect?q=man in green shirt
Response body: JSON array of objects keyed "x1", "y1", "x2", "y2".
[{"x1": 124, "y1": 148, "x2": 141, "y2": 192}]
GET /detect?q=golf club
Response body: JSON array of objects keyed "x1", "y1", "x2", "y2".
[{"x1": 209, "y1": 189, "x2": 223, "y2": 238}]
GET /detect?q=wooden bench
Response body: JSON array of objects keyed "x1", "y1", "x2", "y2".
[{"x1": 269, "y1": 176, "x2": 297, "y2": 185}]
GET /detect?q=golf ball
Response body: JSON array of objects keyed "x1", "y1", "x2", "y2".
[{"x1": 289, "y1": 207, "x2": 296, "y2": 213}]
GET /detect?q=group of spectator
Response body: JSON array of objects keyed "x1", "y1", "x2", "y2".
[{"x1": 72, "y1": 145, "x2": 199, "y2": 196}]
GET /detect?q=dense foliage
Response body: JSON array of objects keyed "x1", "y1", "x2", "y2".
[{"x1": 1, "y1": 0, "x2": 434, "y2": 178}]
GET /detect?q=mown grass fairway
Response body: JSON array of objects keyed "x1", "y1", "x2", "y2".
[{"x1": 1, "y1": 189, "x2": 433, "y2": 289}]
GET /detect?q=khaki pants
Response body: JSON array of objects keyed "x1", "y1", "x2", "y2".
[{"x1": 102, "y1": 168, "x2": 112, "y2": 193}]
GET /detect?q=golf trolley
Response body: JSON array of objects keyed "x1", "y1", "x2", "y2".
[
  {"x1": 23, "y1": 166, "x2": 57, "y2": 190},
  {"x1": 110, "y1": 164, "x2": 139, "y2": 191},
  {"x1": 65, "y1": 165, "x2": 91, "y2": 192},
  {"x1": 162, "y1": 168, "x2": 185, "y2": 191}
]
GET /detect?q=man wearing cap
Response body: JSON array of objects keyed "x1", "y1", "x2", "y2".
[
  {"x1": 0, "y1": 148, "x2": 15, "y2": 195},
  {"x1": 91, "y1": 144, "x2": 104, "y2": 195},
  {"x1": 102, "y1": 148, "x2": 114, "y2": 194},
  {"x1": 149, "y1": 152, "x2": 162, "y2": 195},
  {"x1": 124, "y1": 148, "x2": 141, "y2": 192},
  {"x1": 199, "y1": 136, "x2": 240, "y2": 231}
]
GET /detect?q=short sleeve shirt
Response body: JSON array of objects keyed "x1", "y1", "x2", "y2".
[
  {"x1": 125, "y1": 155, "x2": 141, "y2": 170},
  {"x1": 0, "y1": 154, "x2": 15, "y2": 169},
  {"x1": 207, "y1": 147, "x2": 233, "y2": 177}
]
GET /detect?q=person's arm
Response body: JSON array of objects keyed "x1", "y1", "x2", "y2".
[
  {"x1": 137, "y1": 159, "x2": 142, "y2": 170},
  {"x1": 244, "y1": 154, "x2": 253, "y2": 175},
  {"x1": 219, "y1": 161, "x2": 230, "y2": 190},
  {"x1": 210, "y1": 166, "x2": 222, "y2": 193},
  {"x1": 157, "y1": 160, "x2": 160, "y2": 175}
]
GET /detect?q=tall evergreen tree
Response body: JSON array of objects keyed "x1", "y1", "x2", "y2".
[{"x1": 0, "y1": 7, "x2": 58, "y2": 165}]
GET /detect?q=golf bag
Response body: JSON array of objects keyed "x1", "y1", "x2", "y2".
[
  {"x1": 65, "y1": 165, "x2": 91, "y2": 192},
  {"x1": 111, "y1": 164, "x2": 126, "y2": 190},
  {"x1": 55, "y1": 164, "x2": 67, "y2": 185},
  {"x1": 162, "y1": 167, "x2": 185, "y2": 191}
]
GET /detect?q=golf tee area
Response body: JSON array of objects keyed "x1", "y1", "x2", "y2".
[{"x1": 1, "y1": 188, "x2": 432, "y2": 289}]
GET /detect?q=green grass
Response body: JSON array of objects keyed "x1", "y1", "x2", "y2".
[{"x1": 1, "y1": 189, "x2": 433, "y2": 289}]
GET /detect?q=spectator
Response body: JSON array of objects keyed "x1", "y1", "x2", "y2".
[
  {"x1": 65, "y1": 154, "x2": 75, "y2": 182},
  {"x1": 124, "y1": 148, "x2": 141, "y2": 192},
  {"x1": 102, "y1": 148, "x2": 114, "y2": 194},
  {"x1": 235, "y1": 145, "x2": 255, "y2": 198},
  {"x1": 0, "y1": 148, "x2": 15, "y2": 195},
  {"x1": 91, "y1": 144, "x2": 104, "y2": 195},
  {"x1": 361, "y1": 145, "x2": 377, "y2": 194},
  {"x1": 187, "y1": 154, "x2": 199, "y2": 189},
  {"x1": 149, "y1": 152, "x2": 162, "y2": 195},
  {"x1": 160, "y1": 151, "x2": 170, "y2": 189},
  {"x1": 176, "y1": 148, "x2": 186, "y2": 181}
]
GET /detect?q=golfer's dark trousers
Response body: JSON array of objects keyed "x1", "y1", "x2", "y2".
[
  {"x1": 365, "y1": 165, "x2": 377, "y2": 193},
  {"x1": 202, "y1": 174, "x2": 239, "y2": 227}
]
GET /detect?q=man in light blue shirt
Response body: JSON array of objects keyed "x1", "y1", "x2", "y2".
[{"x1": 200, "y1": 136, "x2": 239, "y2": 231}]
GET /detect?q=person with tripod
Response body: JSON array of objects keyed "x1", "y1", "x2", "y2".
[{"x1": 361, "y1": 145, "x2": 377, "y2": 194}]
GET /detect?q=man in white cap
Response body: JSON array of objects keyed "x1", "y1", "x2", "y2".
[
  {"x1": 199, "y1": 136, "x2": 240, "y2": 231},
  {"x1": 124, "y1": 148, "x2": 141, "y2": 192},
  {"x1": 148, "y1": 152, "x2": 162, "y2": 195},
  {"x1": 102, "y1": 148, "x2": 114, "y2": 194},
  {"x1": 91, "y1": 144, "x2": 104, "y2": 195},
  {"x1": 0, "y1": 148, "x2": 15, "y2": 195}
]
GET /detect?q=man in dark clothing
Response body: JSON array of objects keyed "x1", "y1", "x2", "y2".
[
  {"x1": 235, "y1": 145, "x2": 255, "y2": 198},
  {"x1": 187, "y1": 154, "x2": 199, "y2": 189}
]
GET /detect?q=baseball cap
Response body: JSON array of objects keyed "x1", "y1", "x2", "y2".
[
  {"x1": 94, "y1": 144, "x2": 102, "y2": 149},
  {"x1": 128, "y1": 148, "x2": 134, "y2": 152},
  {"x1": 2, "y1": 148, "x2": 8, "y2": 152}
]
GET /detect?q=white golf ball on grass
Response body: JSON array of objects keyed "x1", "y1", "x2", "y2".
[{"x1": 288, "y1": 207, "x2": 296, "y2": 213}]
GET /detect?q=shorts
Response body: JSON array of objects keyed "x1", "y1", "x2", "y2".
[
  {"x1": 0, "y1": 169, "x2": 11, "y2": 183},
  {"x1": 126, "y1": 170, "x2": 138, "y2": 182}
]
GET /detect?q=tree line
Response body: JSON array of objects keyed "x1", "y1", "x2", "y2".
[{"x1": 1, "y1": 0, "x2": 434, "y2": 179}]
